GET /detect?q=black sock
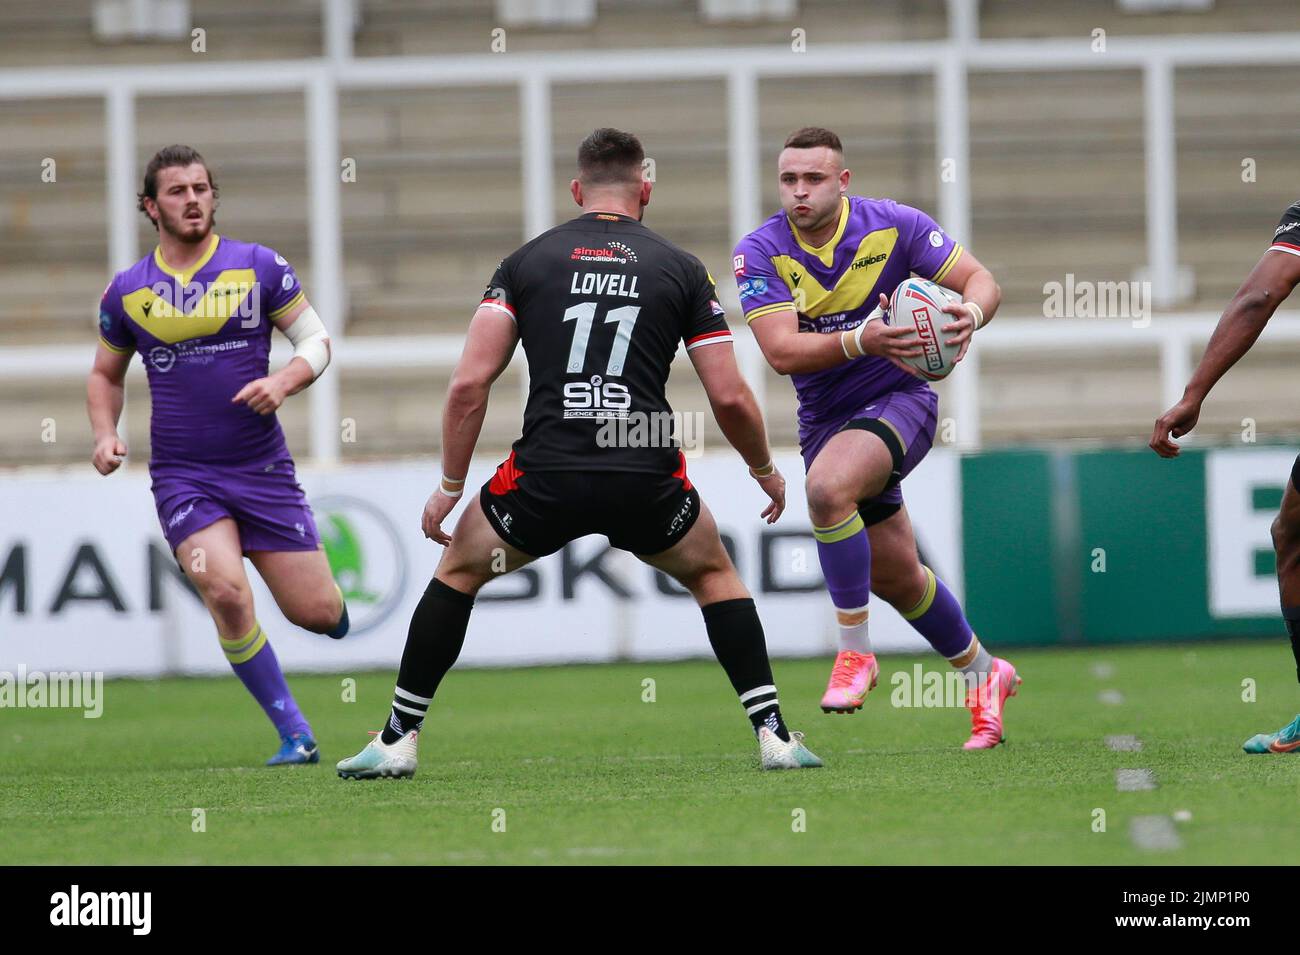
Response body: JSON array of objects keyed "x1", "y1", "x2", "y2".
[
  {"x1": 702, "y1": 597, "x2": 790, "y2": 742},
  {"x1": 381, "y1": 578, "x2": 475, "y2": 744},
  {"x1": 1284, "y1": 606, "x2": 1300, "y2": 684}
]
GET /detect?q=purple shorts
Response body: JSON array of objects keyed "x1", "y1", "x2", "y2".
[
  {"x1": 801, "y1": 385, "x2": 939, "y2": 518},
  {"x1": 150, "y1": 456, "x2": 322, "y2": 556}
]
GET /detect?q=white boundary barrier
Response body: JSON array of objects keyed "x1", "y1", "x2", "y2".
[{"x1": 5, "y1": 315, "x2": 1300, "y2": 456}]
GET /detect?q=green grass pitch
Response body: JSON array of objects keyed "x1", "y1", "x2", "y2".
[{"x1": 4, "y1": 642, "x2": 1298, "y2": 865}]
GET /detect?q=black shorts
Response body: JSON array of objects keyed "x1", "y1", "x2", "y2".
[{"x1": 479, "y1": 450, "x2": 702, "y2": 558}]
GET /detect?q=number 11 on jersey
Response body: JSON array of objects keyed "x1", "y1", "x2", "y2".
[{"x1": 563, "y1": 301, "x2": 641, "y2": 376}]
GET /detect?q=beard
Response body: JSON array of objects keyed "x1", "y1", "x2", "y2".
[{"x1": 158, "y1": 206, "x2": 213, "y2": 243}]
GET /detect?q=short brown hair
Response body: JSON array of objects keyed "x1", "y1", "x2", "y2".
[
  {"x1": 577, "y1": 127, "x2": 645, "y2": 187},
  {"x1": 783, "y1": 126, "x2": 844, "y2": 153},
  {"x1": 137, "y1": 145, "x2": 218, "y2": 229}
]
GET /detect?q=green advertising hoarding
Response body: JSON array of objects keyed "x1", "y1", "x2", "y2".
[{"x1": 961, "y1": 446, "x2": 1289, "y2": 646}]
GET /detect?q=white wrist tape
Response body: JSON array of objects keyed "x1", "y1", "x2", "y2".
[
  {"x1": 850, "y1": 305, "x2": 885, "y2": 357},
  {"x1": 283, "y1": 306, "x2": 331, "y2": 378}
]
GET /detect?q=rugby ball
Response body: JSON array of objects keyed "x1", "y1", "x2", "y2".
[{"x1": 887, "y1": 277, "x2": 963, "y2": 380}]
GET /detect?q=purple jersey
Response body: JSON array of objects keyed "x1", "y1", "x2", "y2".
[
  {"x1": 732, "y1": 196, "x2": 963, "y2": 454},
  {"x1": 97, "y1": 234, "x2": 306, "y2": 466}
]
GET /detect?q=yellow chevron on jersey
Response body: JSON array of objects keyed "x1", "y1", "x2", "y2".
[
  {"x1": 772, "y1": 228, "x2": 899, "y2": 318},
  {"x1": 121, "y1": 268, "x2": 258, "y2": 343}
]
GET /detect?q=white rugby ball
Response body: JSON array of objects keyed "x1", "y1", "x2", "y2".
[{"x1": 887, "y1": 277, "x2": 963, "y2": 380}]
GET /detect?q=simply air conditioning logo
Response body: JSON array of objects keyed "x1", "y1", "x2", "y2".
[{"x1": 50, "y1": 885, "x2": 151, "y2": 935}]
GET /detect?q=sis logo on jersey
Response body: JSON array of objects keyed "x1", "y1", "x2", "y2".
[{"x1": 562, "y1": 374, "x2": 631, "y2": 418}]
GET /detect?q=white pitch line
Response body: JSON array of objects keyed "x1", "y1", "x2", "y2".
[
  {"x1": 566, "y1": 846, "x2": 623, "y2": 858},
  {"x1": 1098, "y1": 689, "x2": 1125, "y2": 705},
  {"x1": 1091, "y1": 662, "x2": 1115, "y2": 679},
  {"x1": 1129, "y1": 814, "x2": 1183, "y2": 851},
  {"x1": 1105, "y1": 734, "x2": 1143, "y2": 752},
  {"x1": 1116, "y1": 768, "x2": 1157, "y2": 792}
]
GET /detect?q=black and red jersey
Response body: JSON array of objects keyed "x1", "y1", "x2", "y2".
[
  {"x1": 480, "y1": 211, "x2": 733, "y2": 474},
  {"x1": 1269, "y1": 200, "x2": 1300, "y2": 258}
]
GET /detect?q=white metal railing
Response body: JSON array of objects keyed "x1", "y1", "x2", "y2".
[
  {"x1": 2, "y1": 0, "x2": 1298, "y2": 457},
  {"x1": 8, "y1": 315, "x2": 1300, "y2": 458}
]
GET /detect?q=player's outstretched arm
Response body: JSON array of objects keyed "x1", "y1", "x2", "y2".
[
  {"x1": 1151, "y1": 250, "x2": 1300, "y2": 457},
  {"x1": 422, "y1": 307, "x2": 519, "y2": 544},
  {"x1": 233, "y1": 297, "x2": 330, "y2": 414},
  {"x1": 688, "y1": 340, "x2": 785, "y2": 523},
  {"x1": 87, "y1": 342, "x2": 132, "y2": 475},
  {"x1": 749, "y1": 305, "x2": 924, "y2": 377}
]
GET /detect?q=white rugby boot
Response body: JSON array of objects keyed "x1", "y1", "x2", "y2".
[{"x1": 336, "y1": 729, "x2": 419, "y2": 779}]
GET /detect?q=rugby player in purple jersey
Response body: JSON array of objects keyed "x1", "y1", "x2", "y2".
[
  {"x1": 86, "y1": 145, "x2": 349, "y2": 766},
  {"x1": 734, "y1": 127, "x2": 1020, "y2": 748}
]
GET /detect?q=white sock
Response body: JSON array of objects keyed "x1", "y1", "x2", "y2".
[
  {"x1": 836, "y1": 606, "x2": 872, "y2": 655},
  {"x1": 948, "y1": 634, "x2": 992, "y2": 677}
]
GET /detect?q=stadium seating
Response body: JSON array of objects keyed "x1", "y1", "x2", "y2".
[{"x1": 2, "y1": 0, "x2": 1300, "y2": 465}]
